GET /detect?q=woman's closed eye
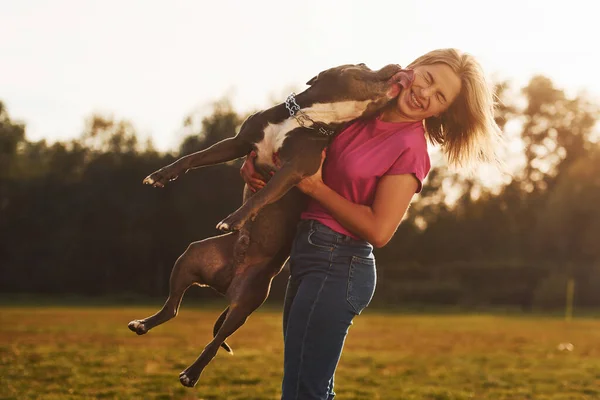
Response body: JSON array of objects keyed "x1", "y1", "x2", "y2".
[
  {"x1": 425, "y1": 71, "x2": 446, "y2": 104},
  {"x1": 425, "y1": 71, "x2": 433, "y2": 85}
]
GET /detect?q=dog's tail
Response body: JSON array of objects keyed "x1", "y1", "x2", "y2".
[{"x1": 213, "y1": 307, "x2": 234, "y2": 355}]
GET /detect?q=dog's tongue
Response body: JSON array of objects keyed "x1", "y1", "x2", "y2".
[{"x1": 391, "y1": 69, "x2": 415, "y2": 89}]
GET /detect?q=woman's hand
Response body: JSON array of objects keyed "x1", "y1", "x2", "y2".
[
  {"x1": 240, "y1": 151, "x2": 267, "y2": 192},
  {"x1": 297, "y1": 148, "x2": 327, "y2": 196}
]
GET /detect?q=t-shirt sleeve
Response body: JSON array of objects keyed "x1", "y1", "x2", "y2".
[{"x1": 385, "y1": 146, "x2": 431, "y2": 193}]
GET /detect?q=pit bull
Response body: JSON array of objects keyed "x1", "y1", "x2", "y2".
[{"x1": 128, "y1": 63, "x2": 413, "y2": 387}]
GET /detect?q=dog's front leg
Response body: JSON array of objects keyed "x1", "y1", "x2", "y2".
[
  {"x1": 216, "y1": 161, "x2": 307, "y2": 232},
  {"x1": 144, "y1": 136, "x2": 253, "y2": 187}
]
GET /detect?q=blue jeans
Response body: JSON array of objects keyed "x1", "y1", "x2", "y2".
[{"x1": 281, "y1": 220, "x2": 377, "y2": 400}]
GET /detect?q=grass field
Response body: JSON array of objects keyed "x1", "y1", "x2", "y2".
[{"x1": 1, "y1": 305, "x2": 600, "y2": 400}]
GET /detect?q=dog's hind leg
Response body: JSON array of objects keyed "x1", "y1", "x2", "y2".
[
  {"x1": 178, "y1": 265, "x2": 278, "y2": 387},
  {"x1": 213, "y1": 306, "x2": 233, "y2": 354},
  {"x1": 128, "y1": 233, "x2": 238, "y2": 335}
]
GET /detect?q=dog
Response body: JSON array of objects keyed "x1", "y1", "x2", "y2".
[{"x1": 128, "y1": 63, "x2": 413, "y2": 387}]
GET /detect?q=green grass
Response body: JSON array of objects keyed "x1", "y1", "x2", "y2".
[{"x1": 1, "y1": 305, "x2": 600, "y2": 399}]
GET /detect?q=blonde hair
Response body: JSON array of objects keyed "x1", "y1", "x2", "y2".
[{"x1": 407, "y1": 48, "x2": 501, "y2": 167}]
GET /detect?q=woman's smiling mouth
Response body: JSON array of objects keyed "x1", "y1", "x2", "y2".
[{"x1": 410, "y1": 89, "x2": 424, "y2": 110}]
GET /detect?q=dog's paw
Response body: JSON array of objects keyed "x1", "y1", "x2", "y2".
[
  {"x1": 179, "y1": 370, "x2": 198, "y2": 388},
  {"x1": 216, "y1": 212, "x2": 247, "y2": 232},
  {"x1": 143, "y1": 171, "x2": 166, "y2": 187},
  {"x1": 127, "y1": 320, "x2": 148, "y2": 335},
  {"x1": 142, "y1": 175, "x2": 156, "y2": 185},
  {"x1": 143, "y1": 165, "x2": 180, "y2": 188}
]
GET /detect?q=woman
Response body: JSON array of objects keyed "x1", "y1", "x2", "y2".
[{"x1": 241, "y1": 48, "x2": 500, "y2": 400}]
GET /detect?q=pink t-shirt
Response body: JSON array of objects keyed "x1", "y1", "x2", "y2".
[{"x1": 300, "y1": 116, "x2": 431, "y2": 239}]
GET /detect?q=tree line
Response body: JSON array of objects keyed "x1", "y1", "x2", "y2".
[{"x1": 1, "y1": 77, "x2": 599, "y2": 310}]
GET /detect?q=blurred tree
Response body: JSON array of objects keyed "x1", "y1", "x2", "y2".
[
  {"x1": 1, "y1": 73, "x2": 600, "y2": 311},
  {"x1": 0, "y1": 101, "x2": 26, "y2": 179},
  {"x1": 520, "y1": 76, "x2": 598, "y2": 191},
  {"x1": 179, "y1": 98, "x2": 247, "y2": 156},
  {"x1": 81, "y1": 114, "x2": 139, "y2": 154},
  {"x1": 534, "y1": 147, "x2": 600, "y2": 267}
]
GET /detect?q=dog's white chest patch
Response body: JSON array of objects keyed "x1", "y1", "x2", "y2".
[
  {"x1": 254, "y1": 99, "x2": 373, "y2": 167},
  {"x1": 303, "y1": 100, "x2": 373, "y2": 124},
  {"x1": 255, "y1": 118, "x2": 299, "y2": 167}
]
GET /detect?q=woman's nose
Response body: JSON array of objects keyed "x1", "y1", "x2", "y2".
[{"x1": 420, "y1": 86, "x2": 434, "y2": 98}]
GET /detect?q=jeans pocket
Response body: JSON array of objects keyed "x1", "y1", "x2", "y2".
[
  {"x1": 346, "y1": 256, "x2": 376, "y2": 314},
  {"x1": 307, "y1": 228, "x2": 335, "y2": 250}
]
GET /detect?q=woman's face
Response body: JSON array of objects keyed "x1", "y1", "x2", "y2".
[{"x1": 395, "y1": 63, "x2": 462, "y2": 121}]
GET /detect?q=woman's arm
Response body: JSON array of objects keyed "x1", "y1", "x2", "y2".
[
  {"x1": 298, "y1": 151, "x2": 418, "y2": 248},
  {"x1": 240, "y1": 150, "x2": 418, "y2": 247}
]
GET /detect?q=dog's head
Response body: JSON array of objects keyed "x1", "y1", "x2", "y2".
[
  {"x1": 306, "y1": 64, "x2": 412, "y2": 102},
  {"x1": 304, "y1": 63, "x2": 413, "y2": 111}
]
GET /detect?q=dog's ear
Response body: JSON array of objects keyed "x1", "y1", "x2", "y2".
[
  {"x1": 306, "y1": 66, "x2": 332, "y2": 86},
  {"x1": 306, "y1": 74, "x2": 319, "y2": 86}
]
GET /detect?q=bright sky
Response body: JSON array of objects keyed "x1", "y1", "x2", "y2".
[{"x1": 1, "y1": 0, "x2": 598, "y2": 151}]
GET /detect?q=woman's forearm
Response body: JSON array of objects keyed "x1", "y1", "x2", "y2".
[{"x1": 300, "y1": 173, "x2": 418, "y2": 248}]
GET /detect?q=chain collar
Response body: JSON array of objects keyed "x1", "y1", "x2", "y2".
[{"x1": 285, "y1": 93, "x2": 335, "y2": 137}]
